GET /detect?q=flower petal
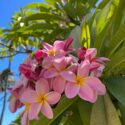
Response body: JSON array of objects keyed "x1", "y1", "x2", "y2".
[
  {"x1": 54, "y1": 40, "x2": 65, "y2": 50},
  {"x1": 28, "y1": 103, "x2": 41, "y2": 120},
  {"x1": 79, "y1": 84, "x2": 96, "y2": 103},
  {"x1": 78, "y1": 60, "x2": 90, "y2": 77},
  {"x1": 65, "y1": 82, "x2": 80, "y2": 98},
  {"x1": 42, "y1": 57, "x2": 53, "y2": 69},
  {"x1": 20, "y1": 89, "x2": 37, "y2": 103},
  {"x1": 42, "y1": 42, "x2": 53, "y2": 50},
  {"x1": 9, "y1": 97, "x2": 17, "y2": 113},
  {"x1": 44, "y1": 68, "x2": 58, "y2": 78},
  {"x1": 85, "y1": 77, "x2": 106, "y2": 95},
  {"x1": 53, "y1": 57, "x2": 67, "y2": 71},
  {"x1": 52, "y1": 76, "x2": 66, "y2": 94},
  {"x1": 41, "y1": 102, "x2": 53, "y2": 119},
  {"x1": 60, "y1": 71, "x2": 76, "y2": 82},
  {"x1": 85, "y1": 48, "x2": 97, "y2": 60},
  {"x1": 36, "y1": 78, "x2": 49, "y2": 95},
  {"x1": 21, "y1": 112, "x2": 29, "y2": 125},
  {"x1": 46, "y1": 91, "x2": 61, "y2": 105}
]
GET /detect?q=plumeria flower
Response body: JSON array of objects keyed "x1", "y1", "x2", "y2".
[
  {"x1": 43, "y1": 38, "x2": 73, "y2": 57},
  {"x1": 43, "y1": 56, "x2": 72, "y2": 93},
  {"x1": 42, "y1": 41, "x2": 66, "y2": 57},
  {"x1": 19, "y1": 58, "x2": 41, "y2": 80},
  {"x1": 20, "y1": 78, "x2": 61, "y2": 119},
  {"x1": 83, "y1": 48, "x2": 109, "y2": 77},
  {"x1": 9, "y1": 82, "x2": 24, "y2": 112},
  {"x1": 61, "y1": 60, "x2": 106, "y2": 103}
]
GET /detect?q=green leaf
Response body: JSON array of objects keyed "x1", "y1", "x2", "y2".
[
  {"x1": 24, "y1": 3, "x2": 51, "y2": 9},
  {"x1": 105, "y1": 46, "x2": 125, "y2": 76},
  {"x1": 90, "y1": 94, "x2": 121, "y2": 125},
  {"x1": 94, "y1": 0, "x2": 119, "y2": 55},
  {"x1": 106, "y1": 24, "x2": 125, "y2": 58},
  {"x1": 62, "y1": 102, "x2": 83, "y2": 125},
  {"x1": 118, "y1": 102, "x2": 125, "y2": 125},
  {"x1": 104, "y1": 94, "x2": 121, "y2": 125},
  {"x1": 105, "y1": 77, "x2": 125, "y2": 106},
  {"x1": 24, "y1": 13, "x2": 68, "y2": 22},
  {"x1": 70, "y1": 26, "x2": 81, "y2": 49},
  {"x1": 80, "y1": 21, "x2": 90, "y2": 48},
  {"x1": 90, "y1": 97, "x2": 107, "y2": 125},
  {"x1": 77, "y1": 100, "x2": 92, "y2": 125},
  {"x1": 30, "y1": 96, "x2": 78, "y2": 125}
]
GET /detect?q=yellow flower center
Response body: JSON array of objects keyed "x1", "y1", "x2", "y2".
[
  {"x1": 25, "y1": 103, "x2": 30, "y2": 112},
  {"x1": 76, "y1": 76, "x2": 85, "y2": 86},
  {"x1": 37, "y1": 95, "x2": 46, "y2": 104},
  {"x1": 48, "y1": 49, "x2": 56, "y2": 56}
]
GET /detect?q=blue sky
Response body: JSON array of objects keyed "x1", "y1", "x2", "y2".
[{"x1": 0, "y1": 0, "x2": 43, "y2": 125}]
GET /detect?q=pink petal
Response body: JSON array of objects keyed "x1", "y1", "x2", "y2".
[
  {"x1": 79, "y1": 84, "x2": 96, "y2": 103},
  {"x1": 41, "y1": 102, "x2": 53, "y2": 119},
  {"x1": 44, "y1": 68, "x2": 58, "y2": 78},
  {"x1": 85, "y1": 48, "x2": 97, "y2": 60},
  {"x1": 54, "y1": 40, "x2": 65, "y2": 50},
  {"x1": 28, "y1": 103, "x2": 41, "y2": 120},
  {"x1": 77, "y1": 47, "x2": 86, "y2": 60},
  {"x1": 89, "y1": 62, "x2": 100, "y2": 71},
  {"x1": 46, "y1": 91, "x2": 61, "y2": 105},
  {"x1": 53, "y1": 76, "x2": 66, "y2": 94},
  {"x1": 21, "y1": 112, "x2": 29, "y2": 125},
  {"x1": 19, "y1": 64, "x2": 31, "y2": 74},
  {"x1": 64, "y1": 37, "x2": 73, "y2": 51},
  {"x1": 53, "y1": 57, "x2": 67, "y2": 71},
  {"x1": 9, "y1": 97, "x2": 17, "y2": 113},
  {"x1": 42, "y1": 42, "x2": 53, "y2": 50},
  {"x1": 36, "y1": 78, "x2": 49, "y2": 95},
  {"x1": 42, "y1": 57, "x2": 53, "y2": 69},
  {"x1": 85, "y1": 77, "x2": 106, "y2": 95},
  {"x1": 78, "y1": 60, "x2": 90, "y2": 77},
  {"x1": 60, "y1": 71, "x2": 76, "y2": 82},
  {"x1": 95, "y1": 57, "x2": 110, "y2": 63},
  {"x1": 65, "y1": 56, "x2": 72, "y2": 64},
  {"x1": 65, "y1": 82, "x2": 80, "y2": 98},
  {"x1": 20, "y1": 89, "x2": 37, "y2": 103}
]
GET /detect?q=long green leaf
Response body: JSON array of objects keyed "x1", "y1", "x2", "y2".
[
  {"x1": 105, "y1": 77, "x2": 125, "y2": 106},
  {"x1": 90, "y1": 97, "x2": 107, "y2": 125},
  {"x1": 91, "y1": 94, "x2": 121, "y2": 125},
  {"x1": 80, "y1": 21, "x2": 90, "y2": 48},
  {"x1": 106, "y1": 24, "x2": 125, "y2": 57},
  {"x1": 77, "y1": 100, "x2": 92, "y2": 125},
  {"x1": 104, "y1": 94, "x2": 121, "y2": 125}
]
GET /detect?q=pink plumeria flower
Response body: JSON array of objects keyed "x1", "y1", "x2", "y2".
[
  {"x1": 43, "y1": 56, "x2": 72, "y2": 93},
  {"x1": 19, "y1": 58, "x2": 41, "y2": 80},
  {"x1": 42, "y1": 41, "x2": 66, "y2": 57},
  {"x1": 9, "y1": 82, "x2": 24, "y2": 112},
  {"x1": 61, "y1": 60, "x2": 106, "y2": 103},
  {"x1": 83, "y1": 48, "x2": 109, "y2": 77},
  {"x1": 20, "y1": 78, "x2": 61, "y2": 119}
]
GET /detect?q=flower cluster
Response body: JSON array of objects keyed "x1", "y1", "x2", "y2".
[{"x1": 9, "y1": 38, "x2": 109, "y2": 125}]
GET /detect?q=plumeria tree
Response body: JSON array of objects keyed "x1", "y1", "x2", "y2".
[{"x1": 0, "y1": 0, "x2": 125, "y2": 125}]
